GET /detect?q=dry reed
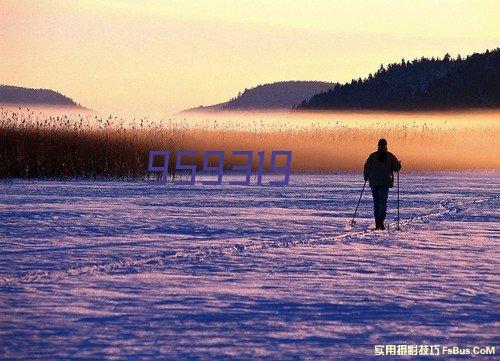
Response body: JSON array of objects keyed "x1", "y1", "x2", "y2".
[{"x1": 1, "y1": 108, "x2": 498, "y2": 179}]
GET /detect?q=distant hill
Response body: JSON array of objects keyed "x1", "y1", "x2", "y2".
[
  {"x1": 0, "y1": 85, "x2": 83, "y2": 107},
  {"x1": 299, "y1": 48, "x2": 500, "y2": 110},
  {"x1": 183, "y1": 81, "x2": 336, "y2": 112}
]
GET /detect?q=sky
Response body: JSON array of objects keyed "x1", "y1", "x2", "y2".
[{"x1": 1, "y1": 0, "x2": 499, "y2": 115}]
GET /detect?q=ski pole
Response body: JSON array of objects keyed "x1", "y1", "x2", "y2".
[
  {"x1": 350, "y1": 180, "x2": 367, "y2": 227},
  {"x1": 396, "y1": 171, "x2": 400, "y2": 230}
]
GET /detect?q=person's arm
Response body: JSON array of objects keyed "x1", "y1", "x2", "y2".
[
  {"x1": 363, "y1": 154, "x2": 372, "y2": 181},
  {"x1": 391, "y1": 154, "x2": 402, "y2": 172}
]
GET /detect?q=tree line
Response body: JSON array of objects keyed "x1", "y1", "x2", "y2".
[{"x1": 299, "y1": 48, "x2": 500, "y2": 110}]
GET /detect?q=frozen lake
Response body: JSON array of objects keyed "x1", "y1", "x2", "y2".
[{"x1": 0, "y1": 173, "x2": 498, "y2": 359}]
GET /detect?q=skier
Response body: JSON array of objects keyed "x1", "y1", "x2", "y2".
[{"x1": 363, "y1": 139, "x2": 401, "y2": 230}]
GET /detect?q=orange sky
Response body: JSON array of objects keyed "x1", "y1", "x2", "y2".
[{"x1": 1, "y1": 0, "x2": 499, "y2": 115}]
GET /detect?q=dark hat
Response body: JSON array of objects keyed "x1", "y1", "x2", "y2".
[{"x1": 378, "y1": 138, "x2": 387, "y2": 148}]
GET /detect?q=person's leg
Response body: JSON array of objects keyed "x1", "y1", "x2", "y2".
[
  {"x1": 370, "y1": 186, "x2": 380, "y2": 228},
  {"x1": 379, "y1": 187, "x2": 389, "y2": 225}
]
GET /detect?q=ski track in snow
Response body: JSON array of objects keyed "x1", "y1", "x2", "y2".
[
  {"x1": 0, "y1": 173, "x2": 499, "y2": 359},
  {"x1": 0, "y1": 192, "x2": 496, "y2": 286}
]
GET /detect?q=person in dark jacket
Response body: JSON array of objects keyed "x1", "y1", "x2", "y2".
[{"x1": 363, "y1": 139, "x2": 401, "y2": 230}]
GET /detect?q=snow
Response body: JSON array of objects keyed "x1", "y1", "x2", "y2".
[{"x1": 0, "y1": 173, "x2": 498, "y2": 359}]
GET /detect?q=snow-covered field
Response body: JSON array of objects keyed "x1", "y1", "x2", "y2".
[{"x1": 0, "y1": 173, "x2": 498, "y2": 359}]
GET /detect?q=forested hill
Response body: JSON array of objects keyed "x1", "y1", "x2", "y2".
[
  {"x1": 0, "y1": 85, "x2": 82, "y2": 107},
  {"x1": 183, "y1": 81, "x2": 335, "y2": 112},
  {"x1": 299, "y1": 48, "x2": 500, "y2": 110}
]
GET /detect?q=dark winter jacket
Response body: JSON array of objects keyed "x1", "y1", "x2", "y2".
[{"x1": 363, "y1": 151, "x2": 401, "y2": 188}]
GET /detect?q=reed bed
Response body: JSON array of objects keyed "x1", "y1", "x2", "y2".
[{"x1": 1, "y1": 108, "x2": 499, "y2": 179}]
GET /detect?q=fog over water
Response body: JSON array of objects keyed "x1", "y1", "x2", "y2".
[{"x1": 2, "y1": 106, "x2": 499, "y2": 171}]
